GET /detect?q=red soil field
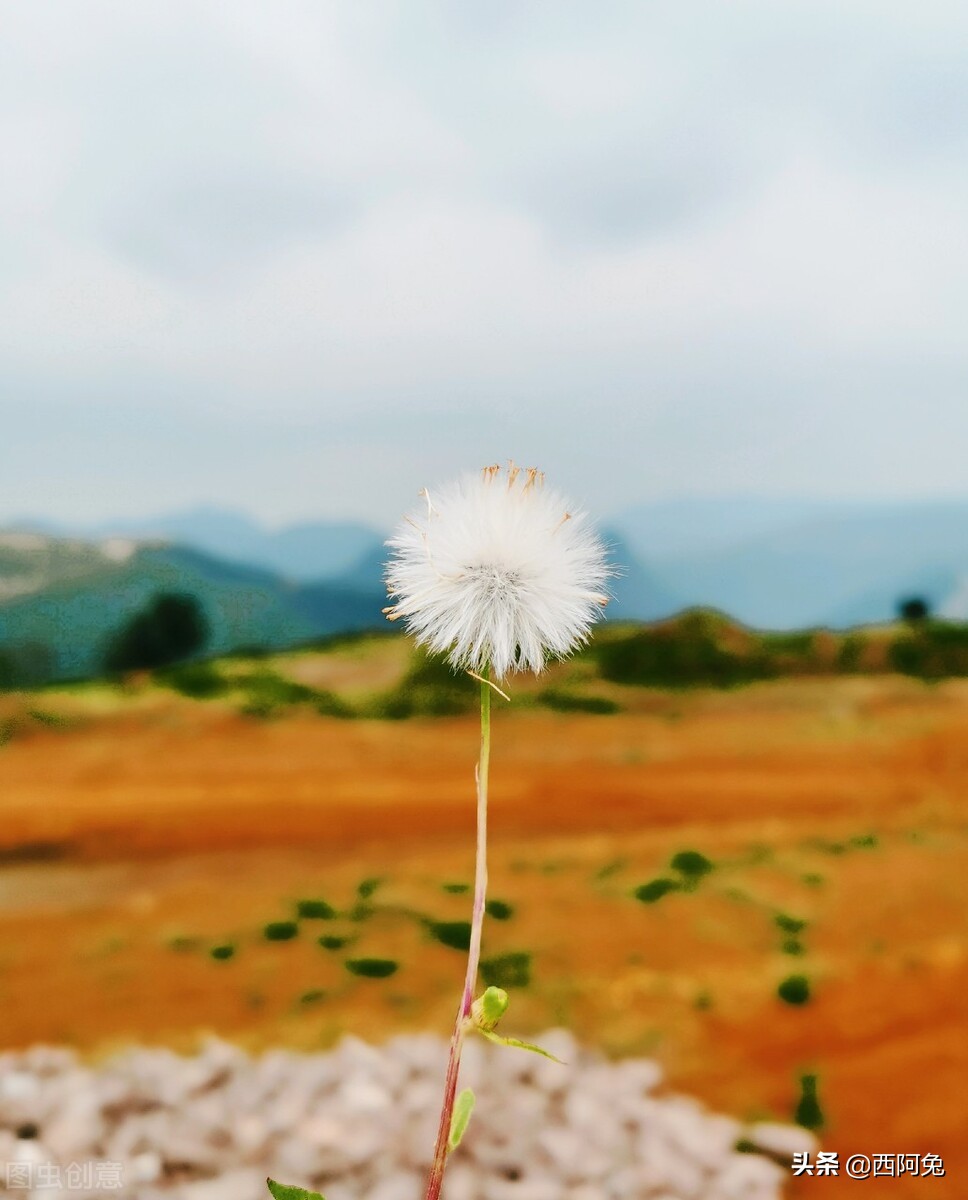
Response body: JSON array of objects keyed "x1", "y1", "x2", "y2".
[{"x1": 0, "y1": 676, "x2": 965, "y2": 1198}]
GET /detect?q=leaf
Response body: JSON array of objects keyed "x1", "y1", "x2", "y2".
[
  {"x1": 478, "y1": 1029, "x2": 564, "y2": 1063},
  {"x1": 267, "y1": 1179, "x2": 326, "y2": 1200},
  {"x1": 448, "y1": 1087, "x2": 475, "y2": 1151}
]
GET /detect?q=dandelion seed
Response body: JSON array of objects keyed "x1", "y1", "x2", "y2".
[{"x1": 384, "y1": 462, "x2": 612, "y2": 678}]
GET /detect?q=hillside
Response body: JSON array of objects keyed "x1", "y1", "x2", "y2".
[
  {"x1": 25, "y1": 497, "x2": 968, "y2": 630},
  {"x1": 0, "y1": 536, "x2": 384, "y2": 683}
]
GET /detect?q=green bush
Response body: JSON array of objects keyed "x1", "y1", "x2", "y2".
[
  {"x1": 670, "y1": 850, "x2": 714, "y2": 879},
  {"x1": 318, "y1": 935, "x2": 351, "y2": 951},
  {"x1": 345, "y1": 957, "x2": 399, "y2": 978},
  {"x1": 777, "y1": 974, "x2": 811, "y2": 1005},
  {"x1": 598, "y1": 614, "x2": 774, "y2": 689},
  {"x1": 890, "y1": 621, "x2": 968, "y2": 679},
  {"x1": 634, "y1": 878, "x2": 679, "y2": 903},
  {"x1": 538, "y1": 689, "x2": 620, "y2": 714},
  {"x1": 159, "y1": 661, "x2": 229, "y2": 698},
  {"x1": 263, "y1": 921, "x2": 299, "y2": 941},
  {"x1": 296, "y1": 899, "x2": 336, "y2": 919},
  {"x1": 105, "y1": 592, "x2": 209, "y2": 673},
  {"x1": 426, "y1": 920, "x2": 472, "y2": 950},
  {"x1": 836, "y1": 634, "x2": 865, "y2": 671},
  {"x1": 374, "y1": 648, "x2": 475, "y2": 717},
  {"x1": 480, "y1": 951, "x2": 531, "y2": 989}
]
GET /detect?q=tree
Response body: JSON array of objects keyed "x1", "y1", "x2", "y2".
[
  {"x1": 897, "y1": 596, "x2": 930, "y2": 623},
  {"x1": 105, "y1": 592, "x2": 209, "y2": 673}
]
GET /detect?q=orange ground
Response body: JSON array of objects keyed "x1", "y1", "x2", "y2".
[{"x1": 0, "y1": 676, "x2": 966, "y2": 1198}]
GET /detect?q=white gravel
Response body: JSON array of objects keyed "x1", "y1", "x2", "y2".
[{"x1": 0, "y1": 1033, "x2": 813, "y2": 1199}]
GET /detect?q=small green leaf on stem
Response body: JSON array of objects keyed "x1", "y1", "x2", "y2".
[
  {"x1": 448, "y1": 1088, "x2": 475, "y2": 1151},
  {"x1": 478, "y1": 1030, "x2": 565, "y2": 1063},
  {"x1": 266, "y1": 1179, "x2": 326, "y2": 1200}
]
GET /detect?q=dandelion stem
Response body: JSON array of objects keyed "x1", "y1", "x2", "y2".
[{"x1": 424, "y1": 667, "x2": 491, "y2": 1200}]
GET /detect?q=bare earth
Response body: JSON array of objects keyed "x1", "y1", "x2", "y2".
[{"x1": 0, "y1": 676, "x2": 965, "y2": 1199}]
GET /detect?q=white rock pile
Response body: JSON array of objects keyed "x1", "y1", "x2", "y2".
[{"x1": 0, "y1": 1033, "x2": 813, "y2": 1200}]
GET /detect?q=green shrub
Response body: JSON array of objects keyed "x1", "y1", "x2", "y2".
[
  {"x1": 777, "y1": 974, "x2": 811, "y2": 1005},
  {"x1": 345, "y1": 957, "x2": 399, "y2": 978},
  {"x1": 159, "y1": 661, "x2": 229, "y2": 698},
  {"x1": 598, "y1": 614, "x2": 773, "y2": 689},
  {"x1": 296, "y1": 899, "x2": 336, "y2": 920},
  {"x1": 795, "y1": 1073, "x2": 824, "y2": 1130},
  {"x1": 890, "y1": 621, "x2": 968, "y2": 679},
  {"x1": 263, "y1": 921, "x2": 299, "y2": 941},
  {"x1": 480, "y1": 951, "x2": 531, "y2": 989},
  {"x1": 836, "y1": 634, "x2": 865, "y2": 671},
  {"x1": 670, "y1": 850, "x2": 714, "y2": 879},
  {"x1": 538, "y1": 689, "x2": 620, "y2": 714},
  {"x1": 427, "y1": 920, "x2": 472, "y2": 950},
  {"x1": 374, "y1": 648, "x2": 475, "y2": 717},
  {"x1": 298, "y1": 989, "x2": 327, "y2": 1005},
  {"x1": 634, "y1": 878, "x2": 679, "y2": 903},
  {"x1": 774, "y1": 913, "x2": 808, "y2": 935},
  {"x1": 106, "y1": 592, "x2": 208, "y2": 672},
  {"x1": 318, "y1": 935, "x2": 351, "y2": 951}
]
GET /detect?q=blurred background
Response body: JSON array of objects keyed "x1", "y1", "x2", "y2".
[{"x1": 1, "y1": 4, "x2": 966, "y2": 1199}]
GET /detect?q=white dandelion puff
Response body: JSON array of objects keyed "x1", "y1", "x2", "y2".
[{"x1": 383, "y1": 463, "x2": 612, "y2": 678}]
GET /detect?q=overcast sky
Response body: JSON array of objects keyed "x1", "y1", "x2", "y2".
[{"x1": 2, "y1": 1, "x2": 967, "y2": 528}]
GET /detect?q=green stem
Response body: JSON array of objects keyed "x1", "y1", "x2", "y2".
[{"x1": 423, "y1": 668, "x2": 491, "y2": 1200}]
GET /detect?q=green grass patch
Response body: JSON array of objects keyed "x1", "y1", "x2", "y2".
[
  {"x1": 634, "y1": 878, "x2": 680, "y2": 904},
  {"x1": 480, "y1": 951, "x2": 531, "y2": 989},
  {"x1": 345, "y1": 957, "x2": 399, "y2": 979},
  {"x1": 263, "y1": 921, "x2": 299, "y2": 942},
  {"x1": 296, "y1": 899, "x2": 337, "y2": 920}
]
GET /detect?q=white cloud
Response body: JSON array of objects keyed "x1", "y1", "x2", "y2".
[{"x1": 1, "y1": 1, "x2": 968, "y2": 522}]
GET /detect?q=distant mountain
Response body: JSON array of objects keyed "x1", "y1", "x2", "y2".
[
  {"x1": 648, "y1": 501, "x2": 968, "y2": 628},
  {"x1": 610, "y1": 497, "x2": 844, "y2": 560},
  {"x1": 0, "y1": 534, "x2": 384, "y2": 681},
  {"x1": 600, "y1": 529, "x2": 682, "y2": 621},
  {"x1": 11, "y1": 496, "x2": 968, "y2": 638},
  {"x1": 17, "y1": 507, "x2": 384, "y2": 583}
]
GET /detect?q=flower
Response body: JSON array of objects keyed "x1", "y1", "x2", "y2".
[{"x1": 383, "y1": 464, "x2": 611, "y2": 678}]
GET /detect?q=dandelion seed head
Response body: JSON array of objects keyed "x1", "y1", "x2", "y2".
[{"x1": 384, "y1": 463, "x2": 611, "y2": 678}]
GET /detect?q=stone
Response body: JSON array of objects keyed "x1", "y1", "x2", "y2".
[
  {"x1": 178, "y1": 1167, "x2": 267, "y2": 1200},
  {"x1": 709, "y1": 1153, "x2": 786, "y2": 1200},
  {"x1": 39, "y1": 1095, "x2": 106, "y2": 1160},
  {"x1": 129, "y1": 1151, "x2": 164, "y2": 1184},
  {"x1": 0, "y1": 1031, "x2": 793, "y2": 1200},
  {"x1": 745, "y1": 1121, "x2": 819, "y2": 1163},
  {"x1": 367, "y1": 1170, "x2": 423, "y2": 1200}
]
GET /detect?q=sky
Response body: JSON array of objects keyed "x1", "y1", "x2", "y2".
[{"x1": 2, "y1": 1, "x2": 967, "y2": 529}]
